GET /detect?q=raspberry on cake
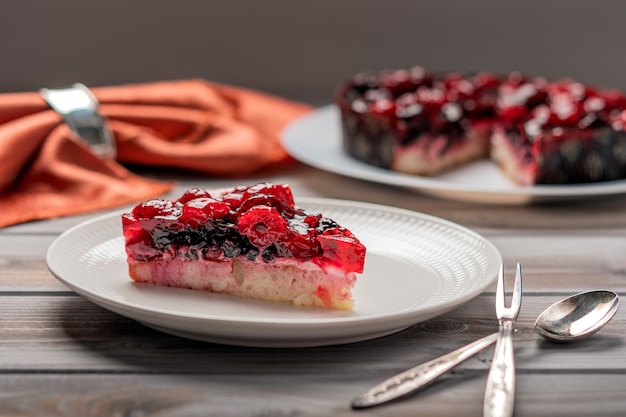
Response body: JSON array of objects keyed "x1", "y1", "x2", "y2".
[
  {"x1": 122, "y1": 183, "x2": 366, "y2": 310},
  {"x1": 336, "y1": 66, "x2": 626, "y2": 185}
]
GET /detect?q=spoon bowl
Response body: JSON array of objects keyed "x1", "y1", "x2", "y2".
[{"x1": 534, "y1": 290, "x2": 619, "y2": 343}]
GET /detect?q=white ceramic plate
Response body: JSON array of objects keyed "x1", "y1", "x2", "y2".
[
  {"x1": 46, "y1": 198, "x2": 501, "y2": 348},
  {"x1": 282, "y1": 105, "x2": 626, "y2": 204}
]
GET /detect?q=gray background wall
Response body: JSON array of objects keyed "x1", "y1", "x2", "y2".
[{"x1": 1, "y1": 0, "x2": 625, "y2": 105}]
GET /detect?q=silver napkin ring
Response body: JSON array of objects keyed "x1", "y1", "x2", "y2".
[{"x1": 40, "y1": 83, "x2": 116, "y2": 158}]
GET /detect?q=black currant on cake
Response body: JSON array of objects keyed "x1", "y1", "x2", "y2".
[
  {"x1": 122, "y1": 183, "x2": 366, "y2": 310},
  {"x1": 336, "y1": 66, "x2": 626, "y2": 185}
]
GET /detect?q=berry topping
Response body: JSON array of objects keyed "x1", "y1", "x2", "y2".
[
  {"x1": 245, "y1": 183, "x2": 294, "y2": 205},
  {"x1": 237, "y1": 206, "x2": 289, "y2": 249},
  {"x1": 602, "y1": 90, "x2": 626, "y2": 111},
  {"x1": 219, "y1": 189, "x2": 246, "y2": 210},
  {"x1": 123, "y1": 183, "x2": 366, "y2": 269},
  {"x1": 281, "y1": 231, "x2": 322, "y2": 261},
  {"x1": 317, "y1": 231, "x2": 366, "y2": 273},
  {"x1": 132, "y1": 199, "x2": 178, "y2": 219},
  {"x1": 123, "y1": 224, "x2": 153, "y2": 248},
  {"x1": 339, "y1": 66, "x2": 626, "y2": 144},
  {"x1": 379, "y1": 69, "x2": 414, "y2": 95},
  {"x1": 236, "y1": 182, "x2": 295, "y2": 216},
  {"x1": 180, "y1": 198, "x2": 229, "y2": 228},
  {"x1": 177, "y1": 188, "x2": 213, "y2": 204}
]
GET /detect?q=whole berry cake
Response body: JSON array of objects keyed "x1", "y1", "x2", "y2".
[
  {"x1": 122, "y1": 183, "x2": 366, "y2": 310},
  {"x1": 336, "y1": 67, "x2": 626, "y2": 185}
]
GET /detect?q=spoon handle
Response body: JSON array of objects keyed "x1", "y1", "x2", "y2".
[
  {"x1": 351, "y1": 332, "x2": 499, "y2": 409},
  {"x1": 484, "y1": 320, "x2": 516, "y2": 417}
]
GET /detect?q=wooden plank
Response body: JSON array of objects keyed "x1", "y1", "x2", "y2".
[
  {"x1": 0, "y1": 236, "x2": 56, "y2": 257},
  {"x1": 0, "y1": 373, "x2": 624, "y2": 417},
  {"x1": 0, "y1": 258, "x2": 67, "y2": 291}
]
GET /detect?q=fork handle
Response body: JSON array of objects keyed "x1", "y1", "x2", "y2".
[{"x1": 484, "y1": 320, "x2": 516, "y2": 417}]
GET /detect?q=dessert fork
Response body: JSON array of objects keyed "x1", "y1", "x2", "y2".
[{"x1": 484, "y1": 263, "x2": 522, "y2": 417}]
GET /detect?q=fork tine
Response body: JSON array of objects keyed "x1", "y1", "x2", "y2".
[
  {"x1": 495, "y1": 263, "x2": 522, "y2": 320},
  {"x1": 495, "y1": 263, "x2": 505, "y2": 317},
  {"x1": 510, "y1": 262, "x2": 523, "y2": 318}
]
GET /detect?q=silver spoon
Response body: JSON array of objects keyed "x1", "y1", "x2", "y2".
[
  {"x1": 352, "y1": 289, "x2": 619, "y2": 409},
  {"x1": 534, "y1": 290, "x2": 619, "y2": 342}
]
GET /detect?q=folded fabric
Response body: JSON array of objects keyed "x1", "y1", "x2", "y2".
[{"x1": 0, "y1": 79, "x2": 311, "y2": 228}]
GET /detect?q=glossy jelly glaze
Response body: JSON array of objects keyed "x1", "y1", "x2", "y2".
[{"x1": 122, "y1": 183, "x2": 366, "y2": 273}]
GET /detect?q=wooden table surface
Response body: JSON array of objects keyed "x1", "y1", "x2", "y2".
[{"x1": 2, "y1": 163, "x2": 626, "y2": 417}]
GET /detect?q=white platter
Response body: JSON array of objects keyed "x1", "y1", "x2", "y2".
[
  {"x1": 46, "y1": 198, "x2": 501, "y2": 348},
  {"x1": 282, "y1": 105, "x2": 626, "y2": 204}
]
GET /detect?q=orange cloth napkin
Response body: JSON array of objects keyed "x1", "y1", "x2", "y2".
[{"x1": 0, "y1": 79, "x2": 311, "y2": 228}]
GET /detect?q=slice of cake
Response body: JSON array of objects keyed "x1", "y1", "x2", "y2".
[
  {"x1": 336, "y1": 66, "x2": 626, "y2": 185},
  {"x1": 121, "y1": 183, "x2": 366, "y2": 310}
]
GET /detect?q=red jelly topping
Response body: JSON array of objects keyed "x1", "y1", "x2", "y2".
[
  {"x1": 338, "y1": 66, "x2": 626, "y2": 142},
  {"x1": 122, "y1": 183, "x2": 366, "y2": 273}
]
